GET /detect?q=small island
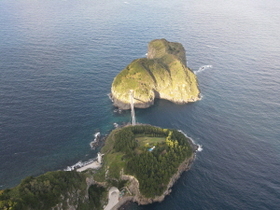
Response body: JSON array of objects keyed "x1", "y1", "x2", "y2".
[
  {"x1": 111, "y1": 39, "x2": 201, "y2": 109},
  {"x1": 95, "y1": 124, "x2": 197, "y2": 208},
  {"x1": 0, "y1": 124, "x2": 197, "y2": 210}
]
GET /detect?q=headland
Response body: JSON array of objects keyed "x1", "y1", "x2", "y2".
[{"x1": 0, "y1": 124, "x2": 198, "y2": 210}]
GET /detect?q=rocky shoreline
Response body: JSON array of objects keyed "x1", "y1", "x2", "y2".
[
  {"x1": 110, "y1": 92, "x2": 201, "y2": 110},
  {"x1": 112, "y1": 144, "x2": 198, "y2": 209},
  {"x1": 110, "y1": 93, "x2": 154, "y2": 110},
  {"x1": 110, "y1": 39, "x2": 201, "y2": 110}
]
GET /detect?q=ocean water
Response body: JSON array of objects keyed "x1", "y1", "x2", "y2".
[{"x1": 1, "y1": 0, "x2": 280, "y2": 209}]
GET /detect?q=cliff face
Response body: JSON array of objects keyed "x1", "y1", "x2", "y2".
[
  {"x1": 117, "y1": 153, "x2": 196, "y2": 206},
  {"x1": 111, "y1": 39, "x2": 200, "y2": 109},
  {"x1": 97, "y1": 125, "x2": 198, "y2": 209}
]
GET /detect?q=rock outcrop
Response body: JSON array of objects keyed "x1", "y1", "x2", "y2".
[
  {"x1": 98, "y1": 124, "x2": 198, "y2": 209},
  {"x1": 111, "y1": 39, "x2": 201, "y2": 109},
  {"x1": 111, "y1": 152, "x2": 197, "y2": 209}
]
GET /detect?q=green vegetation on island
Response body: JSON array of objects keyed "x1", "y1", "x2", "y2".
[
  {"x1": 111, "y1": 39, "x2": 201, "y2": 109},
  {"x1": 0, "y1": 170, "x2": 106, "y2": 210},
  {"x1": 0, "y1": 125, "x2": 196, "y2": 209},
  {"x1": 0, "y1": 38, "x2": 199, "y2": 210},
  {"x1": 95, "y1": 124, "x2": 195, "y2": 198}
]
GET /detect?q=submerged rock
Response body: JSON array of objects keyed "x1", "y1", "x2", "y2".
[{"x1": 111, "y1": 39, "x2": 201, "y2": 109}]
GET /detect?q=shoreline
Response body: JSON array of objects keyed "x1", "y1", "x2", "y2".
[
  {"x1": 76, "y1": 161, "x2": 101, "y2": 172},
  {"x1": 111, "y1": 147, "x2": 198, "y2": 209},
  {"x1": 74, "y1": 124, "x2": 199, "y2": 210},
  {"x1": 110, "y1": 92, "x2": 201, "y2": 110}
]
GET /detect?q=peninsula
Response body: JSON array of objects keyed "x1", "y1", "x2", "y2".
[
  {"x1": 0, "y1": 124, "x2": 197, "y2": 210},
  {"x1": 111, "y1": 39, "x2": 201, "y2": 109},
  {"x1": 95, "y1": 124, "x2": 197, "y2": 208}
]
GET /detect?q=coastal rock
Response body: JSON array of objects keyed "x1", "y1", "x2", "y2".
[
  {"x1": 0, "y1": 125, "x2": 197, "y2": 210},
  {"x1": 116, "y1": 153, "x2": 196, "y2": 207},
  {"x1": 98, "y1": 124, "x2": 198, "y2": 209},
  {"x1": 111, "y1": 39, "x2": 201, "y2": 109}
]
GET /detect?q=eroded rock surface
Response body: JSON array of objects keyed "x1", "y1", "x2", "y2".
[{"x1": 111, "y1": 39, "x2": 200, "y2": 109}]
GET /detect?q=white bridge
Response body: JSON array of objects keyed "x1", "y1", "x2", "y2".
[{"x1": 130, "y1": 90, "x2": 136, "y2": 125}]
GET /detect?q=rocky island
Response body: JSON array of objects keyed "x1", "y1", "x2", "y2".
[
  {"x1": 0, "y1": 125, "x2": 197, "y2": 210},
  {"x1": 111, "y1": 39, "x2": 201, "y2": 109},
  {"x1": 95, "y1": 124, "x2": 197, "y2": 207}
]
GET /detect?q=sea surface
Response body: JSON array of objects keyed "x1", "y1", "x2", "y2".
[{"x1": 1, "y1": 0, "x2": 280, "y2": 209}]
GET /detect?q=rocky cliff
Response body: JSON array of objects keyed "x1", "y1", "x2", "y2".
[
  {"x1": 111, "y1": 39, "x2": 201, "y2": 109},
  {"x1": 115, "y1": 153, "x2": 196, "y2": 207},
  {"x1": 97, "y1": 124, "x2": 198, "y2": 209}
]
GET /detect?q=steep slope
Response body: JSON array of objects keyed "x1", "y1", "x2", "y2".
[
  {"x1": 111, "y1": 39, "x2": 200, "y2": 109},
  {"x1": 0, "y1": 171, "x2": 106, "y2": 210},
  {"x1": 96, "y1": 124, "x2": 197, "y2": 205}
]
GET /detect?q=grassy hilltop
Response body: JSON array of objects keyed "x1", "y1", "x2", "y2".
[{"x1": 111, "y1": 39, "x2": 200, "y2": 109}]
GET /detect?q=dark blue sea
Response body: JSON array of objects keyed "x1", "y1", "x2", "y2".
[{"x1": 1, "y1": 0, "x2": 279, "y2": 209}]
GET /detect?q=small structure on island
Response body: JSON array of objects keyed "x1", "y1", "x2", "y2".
[
  {"x1": 148, "y1": 146, "x2": 155, "y2": 152},
  {"x1": 97, "y1": 152, "x2": 104, "y2": 164}
]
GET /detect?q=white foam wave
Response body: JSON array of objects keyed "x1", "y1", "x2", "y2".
[
  {"x1": 194, "y1": 65, "x2": 213, "y2": 74},
  {"x1": 178, "y1": 130, "x2": 196, "y2": 145},
  {"x1": 178, "y1": 130, "x2": 202, "y2": 152},
  {"x1": 113, "y1": 122, "x2": 119, "y2": 128},
  {"x1": 94, "y1": 132, "x2": 100, "y2": 138},
  {"x1": 91, "y1": 132, "x2": 100, "y2": 144},
  {"x1": 197, "y1": 144, "x2": 203, "y2": 152}
]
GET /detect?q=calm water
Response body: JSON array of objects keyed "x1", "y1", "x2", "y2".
[{"x1": 1, "y1": 0, "x2": 280, "y2": 209}]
